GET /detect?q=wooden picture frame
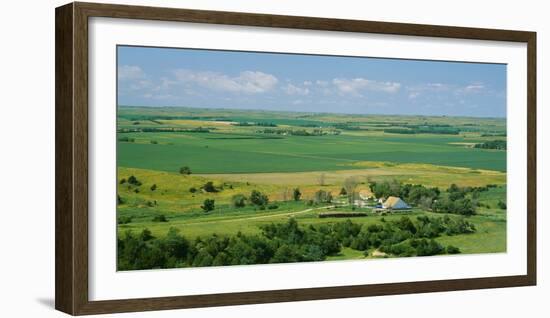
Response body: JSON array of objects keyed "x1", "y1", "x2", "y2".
[{"x1": 55, "y1": 2, "x2": 536, "y2": 315}]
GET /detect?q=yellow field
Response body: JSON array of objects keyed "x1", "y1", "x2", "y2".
[{"x1": 200, "y1": 161, "x2": 506, "y2": 190}]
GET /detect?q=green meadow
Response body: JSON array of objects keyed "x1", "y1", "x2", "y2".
[{"x1": 116, "y1": 106, "x2": 507, "y2": 269}]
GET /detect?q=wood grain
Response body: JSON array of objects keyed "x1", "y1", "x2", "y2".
[{"x1": 55, "y1": 2, "x2": 75, "y2": 314}]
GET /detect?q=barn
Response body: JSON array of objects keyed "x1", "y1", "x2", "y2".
[{"x1": 382, "y1": 196, "x2": 411, "y2": 210}]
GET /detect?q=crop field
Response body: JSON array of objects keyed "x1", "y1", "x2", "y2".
[{"x1": 117, "y1": 106, "x2": 507, "y2": 269}]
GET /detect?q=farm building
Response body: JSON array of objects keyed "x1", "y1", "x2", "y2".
[{"x1": 382, "y1": 196, "x2": 411, "y2": 210}]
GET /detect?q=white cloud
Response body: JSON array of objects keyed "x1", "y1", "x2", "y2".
[
  {"x1": 315, "y1": 80, "x2": 329, "y2": 87},
  {"x1": 282, "y1": 83, "x2": 310, "y2": 96},
  {"x1": 406, "y1": 82, "x2": 462, "y2": 100},
  {"x1": 143, "y1": 93, "x2": 175, "y2": 100},
  {"x1": 332, "y1": 78, "x2": 401, "y2": 96},
  {"x1": 463, "y1": 83, "x2": 485, "y2": 93},
  {"x1": 408, "y1": 92, "x2": 420, "y2": 99},
  {"x1": 172, "y1": 69, "x2": 278, "y2": 94},
  {"x1": 406, "y1": 81, "x2": 490, "y2": 102},
  {"x1": 118, "y1": 65, "x2": 146, "y2": 81},
  {"x1": 426, "y1": 83, "x2": 451, "y2": 91},
  {"x1": 117, "y1": 65, "x2": 154, "y2": 92}
]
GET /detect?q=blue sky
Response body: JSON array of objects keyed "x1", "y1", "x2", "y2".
[{"x1": 118, "y1": 46, "x2": 506, "y2": 117}]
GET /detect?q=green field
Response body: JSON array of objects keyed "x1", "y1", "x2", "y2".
[{"x1": 117, "y1": 106, "x2": 507, "y2": 270}]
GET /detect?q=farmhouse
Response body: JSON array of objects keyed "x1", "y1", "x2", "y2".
[{"x1": 382, "y1": 196, "x2": 411, "y2": 210}]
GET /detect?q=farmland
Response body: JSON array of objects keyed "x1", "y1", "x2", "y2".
[{"x1": 117, "y1": 106, "x2": 507, "y2": 270}]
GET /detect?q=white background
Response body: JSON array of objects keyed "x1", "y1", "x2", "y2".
[
  {"x1": 0, "y1": 0, "x2": 547, "y2": 317},
  {"x1": 89, "y1": 17, "x2": 527, "y2": 300}
]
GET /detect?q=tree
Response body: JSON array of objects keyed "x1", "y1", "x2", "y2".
[
  {"x1": 318, "y1": 173, "x2": 326, "y2": 186},
  {"x1": 117, "y1": 215, "x2": 132, "y2": 224},
  {"x1": 313, "y1": 190, "x2": 333, "y2": 204},
  {"x1": 152, "y1": 214, "x2": 168, "y2": 222},
  {"x1": 232, "y1": 194, "x2": 247, "y2": 208},
  {"x1": 293, "y1": 188, "x2": 302, "y2": 201},
  {"x1": 388, "y1": 179, "x2": 401, "y2": 196},
  {"x1": 343, "y1": 177, "x2": 359, "y2": 204},
  {"x1": 446, "y1": 245, "x2": 461, "y2": 254},
  {"x1": 497, "y1": 200, "x2": 507, "y2": 209},
  {"x1": 339, "y1": 187, "x2": 347, "y2": 195},
  {"x1": 139, "y1": 228, "x2": 154, "y2": 241},
  {"x1": 163, "y1": 228, "x2": 190, "y2": 260},
  {"x1": 282, "y1": 188, "x2": 290, "y2": 201},
  {"x1": 179, "y1": 166, "x2": 192, "y2": 175},
  {"x1": 456, "y1": 198, "x2": 476, "y2": 216},
  {"x1": 127, "y1": 175, "x2": 141, "y2": 186},
  {"x1": 150, "y1": 184, "x2": 157, "y2": 191},
  {"x1": 250, "y1": 190, "x2": 269, "y2": 206},
  {"x1": 419, "y1": 196, "x2": 433, "y2": 210},
  {"x1": 369, "y1": 179, "x2": 404, "y2": 199},
  {"x1": 201, "y1": 199, "x2": 215, "y2": 212},
  {"x1": 202, "y1": 181, "x2": 217, "y2": 193}
]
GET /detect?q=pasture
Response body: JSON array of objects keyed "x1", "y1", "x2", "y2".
[{"x1": 117, "y1": 106, "x2": 507, "y2": 265}]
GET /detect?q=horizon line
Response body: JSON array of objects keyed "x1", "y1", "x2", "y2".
[{"x1": 117, "y1": 104, "x2": 507, "y2": 120}]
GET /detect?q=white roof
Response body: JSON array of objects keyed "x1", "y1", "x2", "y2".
[{"x1": 382, "y1": 196, "x2": 411, "y2": 209}]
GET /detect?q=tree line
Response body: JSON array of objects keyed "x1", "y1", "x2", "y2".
[
  {"x1": 369, "y1": 180, "x2": 498, "y2": 216},
  {"x1": 117, "y1": 216, "x2": 475, "y2": 270},
  {"x1": 474, "y1": 140, "x2": 506, "y2": 150}
]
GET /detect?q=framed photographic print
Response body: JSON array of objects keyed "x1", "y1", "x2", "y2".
[{"x1": 55, "y1": 2, "x2": 536, "y2": 315}]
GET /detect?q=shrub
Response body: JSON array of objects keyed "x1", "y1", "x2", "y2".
[
  {"x1": 202, "y1": 181, "x2": 217, "y2": 193},
  {"x1": 117, "y1": 194, "x2": 125, "y2": 205},
  {"x1": 250, "y1": 190, "x2": 269, "y2": 206},
  {"x1": 446, "y1": 245, "x2": 461, "y2": 254},
  {"x1": 179, "y1": 166, "x2": 192, "y2": 175},
  {"x1": 118, "y1": 136, "x2": 135, "y2": 142},
  {"x1": 117, "y1": 216, "x2": 132, "y2": 224},
  {"x1": 127, "y1": 175, "x2": 142, "y2": 186},
  {"x1": 411, "y1": 239, "x2": 444, "y2": 256},
  {"x1": 140, "y1": 229, "x2": 154, "y2": 241},
  {"x1": 313, "y1": 190, "x2": 333, "y2": 204},
  {"x1": 189, "y1": 187, "x2": 197, "y2": 193},
  {"x1": 232, "y1": 194, "x2": 247, "y2": 208},
  {"x1": 202, "y1": 199, "x2": 215, "y2": 212},
  {"x1": 293, "y1": 188, "x2": 302, "y2": 201},
  {"x1": 152, "y1": 214, "x2": 168, "y2": 222},
  {"x1": 150, "y1": 184, "x2": 157, "y2": 191}
]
